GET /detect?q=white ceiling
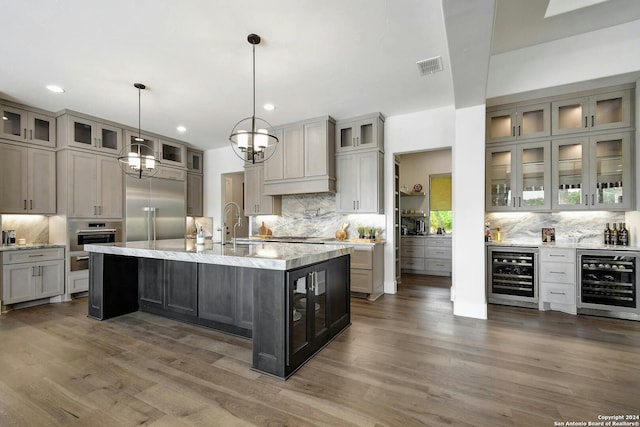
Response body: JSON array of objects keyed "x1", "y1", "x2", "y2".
[{"x1": 1, "y1": 0, "x2": 639, "y2": 151}]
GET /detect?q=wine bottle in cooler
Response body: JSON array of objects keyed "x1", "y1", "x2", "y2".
[
  {"x1": 611, "y1": 223, "x2": 619, "y2": 245},
  {"x1": 604, "y1": 223, "x2": 611, "y2": 245},
  {"x1": 620, "y1": 222, "x2": 628, "y2": 246}
]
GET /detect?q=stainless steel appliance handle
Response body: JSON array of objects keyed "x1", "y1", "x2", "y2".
[
  {"x1": 75, "y1": 256, "x2": 90, "y2": 261},
  {"x1": 76, "y1": 229, "x2": 117, "y2": 234}
]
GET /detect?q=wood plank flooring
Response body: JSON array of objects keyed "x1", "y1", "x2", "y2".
[{"x1": 1, "y1": 274, "x2": 638, "y2": 426}]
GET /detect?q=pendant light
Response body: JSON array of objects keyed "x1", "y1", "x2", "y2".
[
  {"x1": 118, "y1": 83, "x2": 161, "y2": 178},
  {"x1": 229, "y1": 34, "x2": 278, "y2": 163}
]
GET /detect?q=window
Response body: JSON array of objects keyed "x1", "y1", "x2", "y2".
[{"x1": 429, "y1": 173, "x2": 452, "y2": 233}]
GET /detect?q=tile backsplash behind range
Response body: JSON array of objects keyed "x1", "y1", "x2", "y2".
[
  {"x1": 486, "y1": 211, "x2": 625, "y2": 245},
  {"x1": 252, "y1": 193, "x2": 386, "y2": 239}
]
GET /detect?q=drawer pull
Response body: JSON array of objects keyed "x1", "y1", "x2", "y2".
[
  {"x1": 549, "y1": 291, "x2": 566, "y2": 295},
  {"x1": 29, "y1": 254, "x2": 45, "y2": 257},
  {"x1": 549, "y1": 271, "x2": 565, "y2": 274},
  {"x1": 548, "y1": 254, "x2": 565, "y2": 257}
]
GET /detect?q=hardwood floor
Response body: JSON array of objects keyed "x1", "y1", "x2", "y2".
[{"x1": 1, "y1": 275, "x2": 638, "y2": 426}]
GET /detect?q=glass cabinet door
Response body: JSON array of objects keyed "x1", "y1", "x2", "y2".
[
  {"x1": 516, "y1": 103, "x2": 550, "y2": 140},
  {"x1": 552, "y1": 97, "x2": 587, "y2": 136},
  {"x1": 1, "y1": 105, "x2": 26, "y2": 142},
  {"x1": 356, "y1": 120, "x2": 375, "y2": 149},
  {"x1": 486, "y1": 146, "x2": 515, "y2": 211},
  {"x1": 590, "y1": 132, "x2": 631, "y2": 210},
  {"x1": 589, "y1": 90, "x2": 631, "y2": 132},
  {"x1": 486, "y1": 109, "x2": 515, "y2": 143},
  {"x1": 552, "y1": 138, "x2": 588, "y2": 210},
  {"x1": 338, "y1": 122, "x2": 356, "y2": 150},
  {"x1": 187, "y1": 149, "x2": 203, "y2": 172},
  {"x1": 99, "y1": 124, "x2": 122, "y2": 152},
  {"x1": 517, "y1": 141, "x2": 550, "y2": 210},
  {"x1": 71, "y1": 117, "x2": 96, "y2": 147},
  {"x1": 312, "y1": 270, "x2": 328, "y2": 341},
  {"x1": 290, "y1": 273, "x2": 309, "y2": 359}
]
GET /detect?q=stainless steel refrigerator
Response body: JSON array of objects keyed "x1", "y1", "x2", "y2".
[{"x1": 126, "y1": 175, "x2": 186, "y2": 242}]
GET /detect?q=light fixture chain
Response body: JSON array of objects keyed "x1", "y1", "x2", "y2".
[{"x1": 252, "y1": 41, "x2": 256, "y2": 122}]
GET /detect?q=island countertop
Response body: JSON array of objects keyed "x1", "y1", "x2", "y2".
[{"x1": 84, "y1": 239, "x2": 353, "y2": 270}]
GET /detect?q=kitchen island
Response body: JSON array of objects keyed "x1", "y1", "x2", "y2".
[{"x1": 85, "y1": 239, "x2": 352, "y2": 379}]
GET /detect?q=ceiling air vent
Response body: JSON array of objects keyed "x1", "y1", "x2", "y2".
[{"x1": 416, "y1": 56, "x2": 443, "y2": 76}]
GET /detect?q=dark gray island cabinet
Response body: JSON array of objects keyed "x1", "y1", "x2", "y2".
[{"x1": 85, "y1": 240, "x2": 351, "y2": 379}]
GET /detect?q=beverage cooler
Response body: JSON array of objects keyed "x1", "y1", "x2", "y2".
[
  {"x1": 577, "y1": 250, "x2": 639, "y2": 317},
  {"x1": 487, "y1": 246, "x2": 538, "y2": 308}
]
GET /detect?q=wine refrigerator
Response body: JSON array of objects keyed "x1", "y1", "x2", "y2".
[{"x1": 487, "y1": 246, "x2": 538, "y2": 308}]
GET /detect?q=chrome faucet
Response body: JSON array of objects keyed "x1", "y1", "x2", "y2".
[{"x1": 223, "y1": 201, "x2": 242, "y2": 250}]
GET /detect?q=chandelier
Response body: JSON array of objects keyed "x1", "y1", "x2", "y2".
[
  {"x1": 228, "y1": 34, "x2": 279, "y2": 163},
  {"x1": 118, "y1": 83, "x2": 161, "y2": 178}
]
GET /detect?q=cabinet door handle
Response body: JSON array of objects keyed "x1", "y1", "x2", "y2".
[
  {"x1": 584, "y1": 116, "x2": 588, "y2": 128},
  {"x1": 518, "y1": 196, "x2": 521, "y2": 207},
  {"x1": 592, "y1": 194, "x2": 595, "y2": 205},
  {"x1": 512, "y1": 126, "x2": 515, "y2": 137},
  {"x1": 39, "y1": 266, "x2": 43, "y2": 276},
  {"x1": 29, "y1": 254, "x2": 44, "y2": 257},
  {"x1": 591, "y1": 115, "x2": 594, "y2": 127},
  {"x1": 518, "y1": 125, "x2": 521, "y2": 136},
  {"x1": 353, "y1": 200, "x2": 356, "y2": 210},
  {"x1": 584, "y1": 195, "x2": 588, "y2": 206},
  {"x1": 512, "y1": 197, "x2": 516, "y2": 207},
  {"x1": 550, "y1": 291, "x2": 566, "y2": 295},
  {"x1": 24, "y1": 199, "x2": 27, "y2": 210},
  {"x1": 549, "y1": 271, "x2": 566, "y2": 274},
  {"x1": 29, "y1": 129, "x2": 33, "y2": 140},
  {"x1": 357, "y1": 200, "x2": 360, "y2": 209},
  {"x1": 30, "y1": 200, "x2": 33, "y2": 210},
  {"x1": 32, "y1": 266, "x2": 37, "y2": 276},
  {"x1": 549, "y1": 254, "x2": 564, "y2": 257},
  {"x1": 23, "y1": 128, "x2": 27, "y2": 139}
]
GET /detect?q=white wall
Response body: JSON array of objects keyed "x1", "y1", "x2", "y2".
[
  {"x1": 451, "y1": 105, "x2": 487, "y2": 319},
  {"x1": 203, "y1": 145, "x2": 245, "y2": 232},
  {"x1": 488, "y1": 20, "x2": 640, "y2": 98}
]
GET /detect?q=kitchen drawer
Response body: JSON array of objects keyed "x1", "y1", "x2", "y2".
[
  {"x1": 401, "y1": 246, "x2": 425, "y2": 258},
  {"x1": 351, "y1": 269, "x2": 373, "y2": 293},
  {"x1": 540, "y1": 247, "x2": 575, "y2": 263},
  {"x1": 540, "y1": 262, "x2": 575, "y2": 284},
  {"x1": 351, "y1": 247, "x2": 373, "y2": 270},
  {"x1": 3, "y1": 248, "x2": 64, "y2": 265},
  {"x1": 540, "y1": 282, "x2": 575, "y2": 305},
  {"x1": 401, "y1": 237, "x2": 425, "y2": 247},
  {"x1": 426, "y1": 259, "x2": 451, "y2": 273},
  {"x1": 401, "y1": 257, "x2": 425, "y2": 270},
  {"x1": 68, "y1": 270, "x2": 89, "y2": 293},
  {"x1": 425, "y1": 237, "x2": 452, "y2": 248},
  {"x1": 426, "y1": 247, "x2": 451, "y2": 259}
]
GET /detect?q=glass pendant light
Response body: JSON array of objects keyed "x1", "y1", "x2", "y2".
[
  {"x1": 228, "y1": 34, "x2": 279, "y2": 164},
  {"x1": 118, "y1": 83, "x2": 161, "y2": 178}
]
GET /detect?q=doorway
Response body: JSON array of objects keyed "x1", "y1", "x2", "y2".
[
  {"x1": 396, "y1": 148, "x2": 452, "y2": 289},
  {"x1": 221, "y1": 172, "x2": 249, "y2": 241}
]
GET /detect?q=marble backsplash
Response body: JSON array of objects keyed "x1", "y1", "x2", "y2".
[
  {"x1": 1, "y1": 215, "x2": 50, "y2": 244},
  {"x1": 485, "y1": 211, "x2": 625, "y2": 245},
  {"x1": 185, "y1": 216, "x2": 214, "y2": 238},
  {"x1": 252, "y1": 193, "x2": 386, "y2": 239}
]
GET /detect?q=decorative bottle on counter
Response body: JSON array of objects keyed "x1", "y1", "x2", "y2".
[
  {"x1": 492, "y1": 226, "x2": 503, "y2": 243},
  {"x1": 611, "y1": 223, "x2": 619, "y2": 245},
  {"x1": 485, "y1": 222, "x2": 492, "y2": 242},
  {"x1": 620, "y1": 222, "x2": 628, "y2": 246},
  {"x1": 604, "y1": 223, "x2": 611, "y2": 245},
  {"x1": 196, "y1": 227, "x2": 205, "y2": 245}
]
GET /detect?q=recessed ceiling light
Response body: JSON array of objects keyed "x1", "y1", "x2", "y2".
[
  {"x1": 46, "y1": 84, "x2": 65, "y2": 93},
  {"x1": 176, "y1": 125, "x2": 187, "y2": 133},
  {"x1": 263, "y1": 103, "x2": 275, "y2": 111}
]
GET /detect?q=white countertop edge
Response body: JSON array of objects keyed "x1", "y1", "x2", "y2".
[
  {"x1": 85, "y1": 240, "x2": 353, "y2": 271},
  {"x1": 0, "y1": 243, "x2": 66, "y2": 252}
]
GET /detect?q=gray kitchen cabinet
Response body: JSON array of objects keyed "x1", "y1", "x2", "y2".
[
  {"x1": 64, "y1": 150, "x2": 123, "y2": 218},
  {"x1": 336, "y1": 149, "x2": 384, "y2": 213},
  {"x1": 350, "y1": 244, "x2": 384, "y2": 300},
  {"x1": 159, "y1": 139, "x2": 186, "y2": 168},
  {"x1": 186, "y1": 149, "x2": 203, "y2": 173},
  {"x1": 335, "y1": 112, "x2": 384, "y2": 153},
  {"x1": 539, "y1": 247, "x2": 576, "y2": 315},
  {"x1": 198, "y1": 264, "x2": 253, "y2": 332},
  {"x1": 1, "y1": 248, "x2": 64, "y2": 305},
  {"x1": 139, "y1": 258, "x2": 197, "y2": 321},
  {"x1": 0, "y1": 143, "x2": 56, "y2": 214},
  {"x1": 244, "y1": 163, "x2": 281, "y2": 215},
  {"x1": 263, "y1": 116, "x2": 336, "y2": 195},
  {"x1": 58, "y1": 114, "x2": 122, "y2": 154},
  {"x1": 552, "y1": 132, "x2": 633, "y2": 211},
  {"x1": 187, "y1": 172, "x2": 203, "y2": 217},
  {"x1": 1, "y1": 102, "x2": 56, "y2": 147},
  {"x1": 401, "y1": 236, "x2": 451, "y2": 276},
  {"x1": 485, "y1": 140, "x2": 551, "y2": 212},
  {"x1": 486, "y1": 103, "x2": 550, "y2": 143},
  {"x1": 551, "y1": 89, "x2": 632, "y2": 136}
]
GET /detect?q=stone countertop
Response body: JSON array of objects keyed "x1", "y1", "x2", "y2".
[
  {"x1": 85, "y1": 239, "x2": 353, "y2": 271},
  {"x1": 486, "y1": 241, "x2": 640, "y2": 252},
  {"x1": 0, "y1": 243, "x2": 66, "y2": 252},
  {"x1": 235, "y1": 237, "x2": 385, "y2": 246}
]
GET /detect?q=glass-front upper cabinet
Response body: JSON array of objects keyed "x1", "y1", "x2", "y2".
[
  {"x1": 552, "y1": 132, "x2": 632, "y2": 210},
  {"x1": 1, "y1": 104, "x2": 55, "y2": 147},
  {"x1": 552, "y1": 90, "x2": 631, "y2": 135},
  {"x1": 336, "y1": 113, "x2": 383, "y2": 153},
  {"x1": 186, "y1": 149, "x2": 203, "y2": 173},
  {"x1": 486, "y1": 141, "x2": 551, "y2": 212},
  {"x1": 160, "y1": 140, "x2": 186, "y2": 167},
  {"x1": 486, "y1": 103, "x2": 550, "y2": 143},
  {"x1": 66, "y1": 115, "x2": 122, "y2": 153}
]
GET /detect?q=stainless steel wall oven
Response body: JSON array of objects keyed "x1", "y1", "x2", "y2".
[
  {"x1": 69, "y1": 221, "x2": 122, "y2": 271},
  {"x1": 487, "y1": 246, "x2": 539, "y2": 308},
  {"x1": 577, "y1": 250, "x2": 639, "y2": 319}
]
